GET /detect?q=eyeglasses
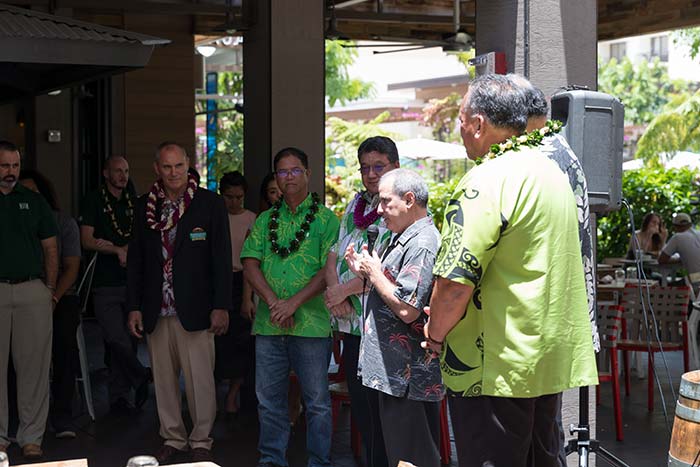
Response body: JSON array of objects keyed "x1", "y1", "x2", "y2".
[
  {"x1": 359, "y1": 163, "x2": 389, "y2": 175},
  {"x1": 276, "y1": 168, "x2": 305, "y2": 178}
]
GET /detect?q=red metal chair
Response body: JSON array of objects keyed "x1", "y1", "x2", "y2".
[
  {"x1": 595, "y1": 304, "x2": 624, "y2": 441},
  {"x1": 439, "y1": 398, "x2": 451, "y2": 464},
  {"x1": 618, "y1": 284, "x2": 691, "y2": 411},
  {"x1": 329, "y1": 334, "x2": 361, "y2": 459}
]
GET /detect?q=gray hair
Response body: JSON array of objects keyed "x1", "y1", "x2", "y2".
[
  {"x1": 506, "y1": 73, "x2": 548, "y2": 118},
  {"x1": 380, "y1": 168, "x2": 429, "y2": 208},
  {"x1": 463, "y1": 74, "x2": 529, "y2": 132}
]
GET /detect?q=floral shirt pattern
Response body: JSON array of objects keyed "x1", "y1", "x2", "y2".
[
  {"x1": 160, "y1": 198, "x2": 178, "y2": 317},
  {"x1": 359, "y1": 217, "x2": 444, "y2": 402},
  {"x1": 433, "y1": 145, "x2": 598, "y2": 398},
  {"x1": 331, "y1": 192, "x2": 392, "y2": 336},
  {"x1": 241, "y1": 194, "x2": 340, "y2": 337},
  {"x1": 541, "y1": 134, "x2": 600, "y2": 352}
]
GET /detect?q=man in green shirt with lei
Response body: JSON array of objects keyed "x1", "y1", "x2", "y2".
[
  {"x1": 423, "y1": 74, "x2": 598, "y2": 467},
  {"x1": 242, "y1": 147, "x2": 339, "y2": 467}
]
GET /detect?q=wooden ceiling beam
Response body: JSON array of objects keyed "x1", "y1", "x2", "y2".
[
  {"x1": 598, "y1": 0, "x2": 700, "y2": 41},
  {"x1": 6, "y1": 0, "x2": 234, "y2": 15}
]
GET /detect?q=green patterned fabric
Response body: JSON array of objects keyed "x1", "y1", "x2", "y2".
[
  {"x1": 331, "y1": 192, "x2": 392, "y2": 336},
  {"x1": 433, "y1": 147, "x2": 598, "y2": 398},
  {"x1": 241, "y1": 194, "x2": 339, "y2": 337}
]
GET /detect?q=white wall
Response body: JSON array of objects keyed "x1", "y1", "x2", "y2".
[{"x1": 598, "y1": 31, "x2": 700, "y2": 82}]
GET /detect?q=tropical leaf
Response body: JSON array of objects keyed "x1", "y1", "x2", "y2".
[{"x1": 636, "y1": 89, "x2": 700, "y2": 162}]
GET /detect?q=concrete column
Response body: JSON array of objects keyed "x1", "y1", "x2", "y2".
[
  {"x1": 476, "y1": 0, "x2": 597, "y2": 98},
  {"x1": 476, "y1": 2, "x2": 598, "y2": 466},
  {"x1": 243, "y1": 0, "x2": 325, "y2": 210}
]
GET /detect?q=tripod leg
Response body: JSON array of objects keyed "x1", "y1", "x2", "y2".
[{"x1": 595, "y1": 444, "x2": 632, "y2": 467}]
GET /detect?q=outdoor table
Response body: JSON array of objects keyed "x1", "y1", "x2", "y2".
[
  {"x1": 597, "y1": 279, "x2": 659, "y2": 305},
  {"x1": 618, "y1": 259, "x2": 684, "y2": 286}
]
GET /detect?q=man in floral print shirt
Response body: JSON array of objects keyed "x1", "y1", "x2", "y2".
[{"x1": 345, "y1": 168, "x2": 443, "y2": 467}]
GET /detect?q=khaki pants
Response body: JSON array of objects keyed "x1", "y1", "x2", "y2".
[
  {"x1": 0, "y1": 280, "x2": 52, "y2": 447},
  {"x1": 147, "y1": 316, "x2": 216, "y2": 450}
]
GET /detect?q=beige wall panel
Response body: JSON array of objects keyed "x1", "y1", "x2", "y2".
[{"x1": 122, "y1": 14, "x2": 195, "y2": 192}]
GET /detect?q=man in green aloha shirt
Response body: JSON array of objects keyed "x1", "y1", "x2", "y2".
[
  {"x1": 323, "y1": 136, "x2": 397, "y2": 467},
  {"x1": 242, "y1": 147, "x2": 339, "y2": 467},
  {"x1": 422, "y1": 74, "x2": 598, "y2": 467}
]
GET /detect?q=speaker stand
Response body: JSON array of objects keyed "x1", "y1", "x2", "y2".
[{"x1": 565, "y1": 385, "x2": 630, "y2": 467}]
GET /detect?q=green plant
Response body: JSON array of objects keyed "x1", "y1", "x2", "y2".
[
  {"x1": 635, "y1": 89, "x2": 700, "y2": 163},
  {"x1": 597, "y1": 166, "x2": 699, "y2": 259},
  {"x1": 598, "y1": 57, "x2": 688, "y2": 126},
  {"x1": 325, "y1": 40, "x2": 374, "y2": 107},
  {"x1": 428, "y1": 177, "x2": 461, "y2": 232}
]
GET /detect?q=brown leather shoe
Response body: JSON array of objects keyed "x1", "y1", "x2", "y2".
[
  {"x1": 191, "y1": 447, "x2": 212, "y2": 463},
  {"x1": 155, "y1": 445, "x2": 185, "y2": 465},
  {"x1": 22, "y1": 443, "x2": 43, "y2": 460}
]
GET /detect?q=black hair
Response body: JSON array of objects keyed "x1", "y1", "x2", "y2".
[
  {"x1": 357, "y1": 136, "x2": 399, "y2": 163},
  {"x1": 0, "y1": 140, "x2": 19, "y2": 153},
  {"x1": 19, "y1": 168, "x2": 59, "y2": 210},
  {"x1": 259, "y1": 172, "x2": 278, "y2": 211},
  {"x1": 273, "y1": 147, "x2": 308, "y2": 170},
  {"x1": 220, "y1": 170, "x2": 248, "y2": 193},
  {"x1": 466, "y1": 74, "x2": 529, "y2": 132},
  {"x1": 188, "y1": 167, "x2": 201, "y2": 185}
]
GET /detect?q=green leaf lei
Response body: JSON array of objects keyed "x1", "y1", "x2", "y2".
[
  {"x1": 475, "y1": 119, "x2": 563, "y2": 165},
  {"x1": 100, "y1": 184, "x2": 133, "y2": 242},
  {"x1": 269, "y1": 192, "x2": 321, "y2": 258}
]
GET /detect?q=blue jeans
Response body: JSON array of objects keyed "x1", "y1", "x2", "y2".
[{"x1": 256, "y1": 335, "x2": 332, "y2": 467}]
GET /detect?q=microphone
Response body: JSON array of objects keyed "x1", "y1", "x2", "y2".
[{"x1": 366, "y1": 224, "x2": 379, "y2": 255}]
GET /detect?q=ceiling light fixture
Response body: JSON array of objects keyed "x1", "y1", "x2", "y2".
[{"x1": 196, "y1": 45, "x2": 216, "y2": 57}]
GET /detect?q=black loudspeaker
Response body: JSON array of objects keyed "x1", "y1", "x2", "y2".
[{"x1": 551, "y1": 90, "x2": 625, "y2": 213}]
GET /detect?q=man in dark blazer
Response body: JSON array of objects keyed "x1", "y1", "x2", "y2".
[{"x1": 127, "y1": 141, "x2": 232, "y2": 464}]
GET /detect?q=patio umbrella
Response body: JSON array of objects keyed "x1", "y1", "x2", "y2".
[{"x1": 397, "y1": 138, "x2": 468, "y2": 160}]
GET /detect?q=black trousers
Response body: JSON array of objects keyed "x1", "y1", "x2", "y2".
[
  {"x1": 373, "y1": 391, "x2": 441, "y2": 467},
  {"x1": 449, "y1": 393, "x2": 564, "y2": 467},
  {"x1": 51, "y1": 295, "x2": 80, "y2": 429},
  {"x1": 343, "y1": 333, "x2": 388, "y2": 467}
]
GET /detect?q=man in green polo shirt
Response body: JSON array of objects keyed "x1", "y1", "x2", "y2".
[
  {"x1": 79, "y1": 156, "x2": 150, "y2": 413},
  {"x1": 242, "y1": 147, "x2": 339, "y2": 467},
  {"x1": 423, "y1": 75, "x2": 598, "y2": 467},
  {"x1": 0, "y1": 141, "x2": 58, "y2": 460}
]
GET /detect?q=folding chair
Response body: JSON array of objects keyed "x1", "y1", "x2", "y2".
[{"x1": 75, "y1": 253, "x2": 97, "y2": 421}]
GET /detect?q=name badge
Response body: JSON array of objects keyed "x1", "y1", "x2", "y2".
[
  {"x1": 190, "y1": 227, "x2": 207, "y2": 241},
  {"x1": 19, "y1": 202, "x2": 29, "y2": 210}
]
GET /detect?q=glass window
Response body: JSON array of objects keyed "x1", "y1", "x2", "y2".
[
  {"x1": 651, "y1": 36, "x2": 669, "y2": 62},
  {"x1": 610, "y1": 42, "x2": 627, "y2": 61}
]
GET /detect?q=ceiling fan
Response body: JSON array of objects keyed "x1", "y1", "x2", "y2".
[
  {"x1": 329, "y1": 0, "x2": 473, "y2": 55},
  {"x1": 325, "y1": 0, "x2": 350, "y2": 40}
]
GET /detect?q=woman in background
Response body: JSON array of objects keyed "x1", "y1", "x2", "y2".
[
  {"x1": 258, "y1": 172, "x2": 281, "y2": 212},
  {"x1": 19, "y1": 170, "x2": 81, "y2": 439},
  {"x1": 628, "y1": 212, "x2": 667, "y2": 258},
  {"x1": 217, "y1": 171, "x2": 256, "y2": 428}
]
